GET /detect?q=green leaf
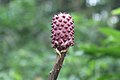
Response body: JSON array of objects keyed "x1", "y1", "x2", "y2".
[
  {"x1": 111, "y1": 8, "x2": 120, "y2": 15},
  {"x1": 99, "y1": 27, "x2": 120, "y2": 44},
  {"x1": 99, "y1": 27, "x2": 120, "y2": 38},
  {"x1": 80, "y1": 44, "x2": 120, "y2": 58},
  {"x1": 98, "y1": 73, "x2": 120, "y2": 80}
]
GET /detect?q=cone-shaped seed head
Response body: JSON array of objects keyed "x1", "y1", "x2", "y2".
[{"x1": 51, "y1": 12, "x2": 74, "y2": 51}]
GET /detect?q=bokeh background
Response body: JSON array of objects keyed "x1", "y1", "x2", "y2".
[{"x1": 0, "y1": 0, "x2": 120, "y2": 80}]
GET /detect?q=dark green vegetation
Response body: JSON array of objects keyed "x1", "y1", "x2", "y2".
[{"x1": 0, "y1": 0, "x2": 120, "y2": 80}]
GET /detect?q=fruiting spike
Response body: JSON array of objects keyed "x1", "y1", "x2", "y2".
[{"x1": 51, "y1": 12, "x2": 74, "y2": 51}]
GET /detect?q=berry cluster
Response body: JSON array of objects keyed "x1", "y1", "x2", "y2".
[{"x1": 51, "y1": 12, "x2": 74, "y2": 51}]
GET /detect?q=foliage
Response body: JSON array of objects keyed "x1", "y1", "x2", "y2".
[{"x1": 111, "y1": 8, "x2": 120, "y2": 15}]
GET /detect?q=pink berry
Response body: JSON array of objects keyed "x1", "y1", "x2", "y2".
[{"x1": 51, "y1": 12, "x2": 74, "y2": 51}]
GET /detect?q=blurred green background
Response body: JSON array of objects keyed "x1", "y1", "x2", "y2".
[{"x1": 0, "y1": 0, "x2": 120, "y2": 80}]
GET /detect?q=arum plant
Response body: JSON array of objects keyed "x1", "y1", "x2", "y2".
[{"x1": 48, "y1": 12, "x2": 74, "y2": 80}]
